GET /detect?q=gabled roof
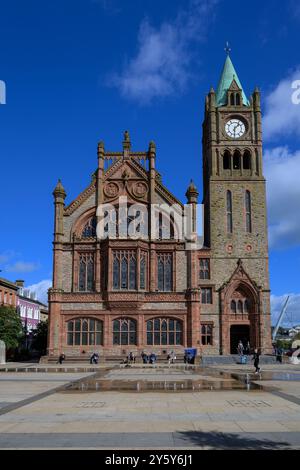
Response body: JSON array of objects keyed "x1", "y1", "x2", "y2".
[
  {"x1": 216, "y1": 55, "x2": 250, "y2": 107},
  {"x1": 64, "y1": 157, "x2": 183, "y2": 216}
]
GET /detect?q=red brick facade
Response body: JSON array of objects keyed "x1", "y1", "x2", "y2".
[
  {"x1": 48, "y1": 64, "x2": 272, "y2": 359},
  {"x1": 0, "y1": 278, "x2": 18, "y2": 308}
]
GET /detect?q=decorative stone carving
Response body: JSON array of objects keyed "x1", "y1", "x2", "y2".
[
  {"x1": 104, "y1": 182, "x2": 119, "y2": 199},
  {"x1": 132, "y1": 181, "x2": 148, "y2": 198}
]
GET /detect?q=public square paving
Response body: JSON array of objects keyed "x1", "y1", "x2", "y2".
[{"x1": 0, "y1": 363, "x2": 300, "y2": 449}]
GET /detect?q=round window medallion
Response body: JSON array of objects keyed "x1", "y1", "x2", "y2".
[
  {"x1": 104, "y1": 182, "x2": 119, "y2": 198},
  {"x1": 246, "y1": 244, "x2": 252, "y2": 252},
  {"x1": 133, "y1": 181, "x2": 148, "y2": 198},
  {"x1": 226, "y1": 244, "x2": 233, "y2": 253}
]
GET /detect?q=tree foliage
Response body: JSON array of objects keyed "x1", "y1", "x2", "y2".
[
  {"x1": 32, "y1": 320, "x2": 48, "y2": 355},
  {"x1": 276, "y1": 339, "x2": 292, "y2": 350},
  {"x1": 0, "y1": 305, "x2": 23, "y2": 349}
]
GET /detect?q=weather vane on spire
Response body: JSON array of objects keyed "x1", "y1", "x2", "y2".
[{"x1": 224, "y1": 41, "x2": 231, "y2": 55}]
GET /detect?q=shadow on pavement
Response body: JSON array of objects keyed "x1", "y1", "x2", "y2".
[{"x1": 175, "y1": 431, "x2": 291, "y2": 449}]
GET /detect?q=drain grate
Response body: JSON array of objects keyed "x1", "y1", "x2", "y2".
[
  {"x1": 76, "y1": 401, "x2": 105, "y2": 408},
  {"x1": 227, "y1": 400, "x2": 272, "y2": 408}
]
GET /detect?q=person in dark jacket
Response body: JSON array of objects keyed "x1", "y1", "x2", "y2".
[
  {"x1": 252, "y1": 348, "x2": 261, "y2": 374},
  {"x1": 141, "y1": 352, "x2": 148, "y2": 364},
  {"x1": 58, "y1": 353, "x2": 65, "y2": 364}
]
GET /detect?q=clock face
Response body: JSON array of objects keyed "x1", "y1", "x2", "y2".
[{"x1": 225, "y1": 119, "x2": 246, "y2": 139}]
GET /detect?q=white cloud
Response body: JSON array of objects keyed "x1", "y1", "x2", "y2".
[
  {"x1": 0, "y1": 250, "x2": 18, "y2": 265},
  {"x1": 5, "y1": 261, "x2": 40, "y2": 273},
  {"x1": 271, "y1": 293, "x2": 300, "y2": 327},
  {"x1": 263, "y1": 67, "x2": 300, "y2": 140},
  {"x1": 110, "y1": 0, "x2": 218, "y2": 103},
  {"x1": 27, "y1": 279, "x2": 52, "y2": 305},
  {"x1": 264, "y1": 146, "x2": 300, "y2": 249}
]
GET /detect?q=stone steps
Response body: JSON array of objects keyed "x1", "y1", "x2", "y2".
[
  {"x1": 201, "y1": 355, "x2": 277, "y2": 365},
  {"x1": 41, "y1": 354, "x2": 187, "y2": 364}
]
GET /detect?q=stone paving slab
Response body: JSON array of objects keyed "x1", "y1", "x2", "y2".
[
  {"x1": 0, "y1": 365, "x2": 300, "y2": 449},
  {"x1": 0, "y1": 431, "x2": 299, "y2": 449}
]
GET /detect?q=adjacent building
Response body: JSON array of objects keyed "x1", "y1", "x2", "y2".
[
  {"x1": 0, "y1": 277, "x2": 18, "y2": 308},
  {"x1": 48, "y1": 54, "x2": 272, "y2": 359},
  {"x1": 15, "y1": 281, "x2": 47, "y2": 332}
]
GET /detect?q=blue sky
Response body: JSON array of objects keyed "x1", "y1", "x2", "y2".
[{"x1": 0, "y1": 0, "x2": 300, "y2": 325}]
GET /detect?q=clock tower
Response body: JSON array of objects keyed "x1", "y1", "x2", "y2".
[{"x1": 202, "y1": 52, "x2": 272, "y2": 354}]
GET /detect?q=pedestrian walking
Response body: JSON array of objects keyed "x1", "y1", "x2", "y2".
[
  {"x1": 252, "y1": 348, "x2": 261, "y2": 374},
  {"x1": 237, "y1": 340, "x2": 244, "y2": 356},
  {"x1": 276, "y1": 347, "x2": 283, "y2": 363}
]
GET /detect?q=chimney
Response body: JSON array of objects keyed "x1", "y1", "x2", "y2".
[{"x1": 15, "y1": 280, "x2": 25, "y2": 287}]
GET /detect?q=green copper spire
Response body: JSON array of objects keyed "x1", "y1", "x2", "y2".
[{"x1": 216, "y1": 54, "x2": 249, "y2": 107}]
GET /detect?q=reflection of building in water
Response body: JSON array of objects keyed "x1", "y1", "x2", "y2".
[{"x1": 47, "y1": 54, "x2": 272, "y2": 360}]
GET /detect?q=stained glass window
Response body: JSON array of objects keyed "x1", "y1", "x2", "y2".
[
  {"x1": 157, "y1": 253, "x2": 173, "y2": 291},
  {"x1": 140, "y1": 253, "x2": 146, "y2": 290},
  {"x1": 81, "y1": 217, "x2": 97, "y2": 238},
  {"x1": 78, "y1": 253, "x2": 94, "y2": 291},
  {"x1": 112, "y1": 251, "x2": 137, "y2": 291}
]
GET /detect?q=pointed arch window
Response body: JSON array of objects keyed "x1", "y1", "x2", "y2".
[
  {"x1": 226, "y1": 190, "x2": 233, "y2": 234},
  {"x1": 231, "y1": 300, "x2": 237, "y2": 313},
  {"x1": 113, "y1": 256, "x2": 120, "y2": 290},
  {"x1": 140, "y1": 252, "x2": 147, "y2": 290},
  {"x1": 157, "y1": 253, "x2": 173, "y2": 291},
  {"x1": 233, "y1": 150, "x2": 241, "y2": 170},
  {"x1": 245, "y1": 190, "x2": 252, "y2": 233},
  {"x1": 129, "y1": 255, "x2": 136, "y2": 290},
  {"x1": 78, "y1": 253, "x2": 94, "y2": 291},
  {"x1": 238, "y1": 300, "x2": 244, "y2": 313},
  {"x1": 244, "y1": 299, "x2": 250, "y2": 313},
  {"x1": 230, "y1": 93, "x2": 235, "y2": 106},
  {"x1": 223, "y1": 150, "x2": 231, "y2": 170},
  {"x1": 243, "y1": 150, "x2": 251, "y2": 170},
  {"x1": 236, "y1": 93, "x2": 241, "y2": 106},
  {"x1": 81, "y1": 217, "x2": 97, "y2": 238},
  {"x1": 112, "y1": 251, "x2": 137, "y2": 290}
]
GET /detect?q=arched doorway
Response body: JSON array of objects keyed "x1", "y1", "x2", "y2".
[{"x1": 230, "y1": 325, "x2": 250, "y2": 354}]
